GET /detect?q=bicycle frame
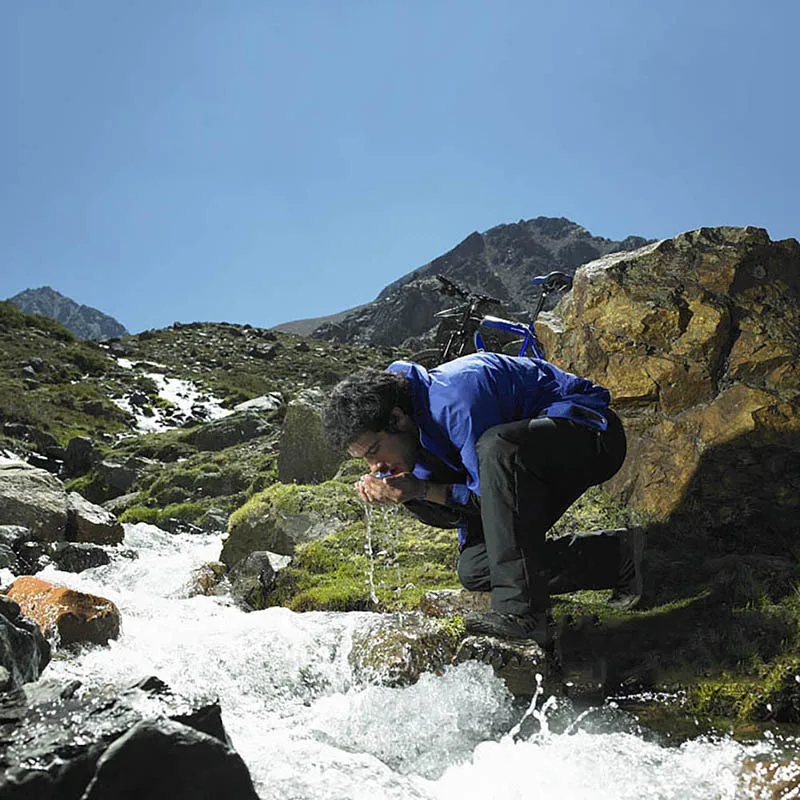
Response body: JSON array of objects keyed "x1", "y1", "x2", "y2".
[
  {"x1": 475, "y1": 315, "x2": 544, "y2": 359},
  {"x1": 474, "y1": 271, "x2": 572, "y2": 360}
]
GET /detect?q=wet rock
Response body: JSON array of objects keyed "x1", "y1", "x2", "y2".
[
  {"x1": 81, "y1": 717, "x2": 259, "y2": 800},
  {"x1": 11, "y1": 539, "x2": 49, "y2": 575},
  {"x1": 349, "y1": 612, "x2": 464, "y2": 686},
  {"x1": 229, "y1": 551, "x2": 276, "y2": 610},
  {"x1": 419, "y1": 588, "x2": 492, "y2": 617},
  {"x1": 66, "y1": 491, "x2": 124, "y2": 544},
  {"x1": 184, "y1": 410, "x2": 272, "y2": 451},
  {"x1": 0, "y1": 677, "x2": 257, "y2": 800},
  {"x1": 277, "y1": 390, "x2": 344, "y2": 484},
  {"x1": 0, "y1": 463, "x2": 68, "y2": 542},
  {"x1": 49, "y1": 541, "x2": 111, "y2": 573},
  {"x1": 0, "y1": 603, "x2": 50, "y2": 688},
  {"x1": 737, "y1": 757, "x2": 800, "y2": 800},
  {"x1": 7, "y1": 576, "x2": 121, "y2": 646},
  {"x1": 187, "y1": 561, "x2": 228, "y2": 597},
  {"x1": 198, "y1": 506, "x2": 229, "y2": 533},
  {"x1": 455, "y1": 635, "x2": 547, "y2": 697}
]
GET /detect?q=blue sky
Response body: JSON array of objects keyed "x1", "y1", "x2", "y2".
[{"x1": 2, "y1": 1, "x2": 798, "y2": 334}]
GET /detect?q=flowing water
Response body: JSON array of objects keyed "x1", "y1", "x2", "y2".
[{"x1": 37, "y1": 524, "x2": 794, "y2": 800}]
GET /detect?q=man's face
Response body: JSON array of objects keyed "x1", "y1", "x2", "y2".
[{"x1": 347, "y1": 425, "x2": 418, "y2": 477}]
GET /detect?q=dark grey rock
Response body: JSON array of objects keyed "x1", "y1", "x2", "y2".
[
  {"x1": 229, "y1": 551, "x2": 276, "y2": 611},
  {"x1": 0, "y1": 612, "x2": 50, "y2": 689},
  {"x1": 49, "y1": 542, "x2": 111, "y2": 573},
  {"x1": 64, "y1": 436, "x2": 96, "y2": 478},
  {"x1": 82, "y1": 718, "x2": 258, "y2": 800},
  {"x1": 0, "y1": 678, "x2": 254, "y2": 800},
  {"x1": 183, "y1": 410, "x2": 272, "y2": 452}
]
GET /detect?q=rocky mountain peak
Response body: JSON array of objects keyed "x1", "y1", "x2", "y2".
[
  {"x1": 7, "y1": 286, "x2": 128, "y2": 341},
  {"x1": 305, "y1": 216, "x2": 651, "y2": 348}
]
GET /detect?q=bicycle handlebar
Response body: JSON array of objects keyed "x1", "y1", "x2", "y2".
[
  {"x1": 531, "y1": 271, "x2": 573, "y2": 292},
  {"x1": 434, "y1": 275, "x2": 503, "y2": 307}
]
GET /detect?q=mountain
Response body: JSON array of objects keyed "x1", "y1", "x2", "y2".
[
  {"x1": 7, "y1": 286, "x2": 129, "y2": 341},
  {"x1": 275, "y1": 216, "x2": 650, "y2": 348}
]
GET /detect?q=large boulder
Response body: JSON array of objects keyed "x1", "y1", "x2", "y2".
[
  {"x1": 538, "y1": 227, "x2": 800, "y2": 534},
  {"x1": 7, "y1": 576, "x2": 121, "y2": 646},
  {"x1": 66, "y1": 491, "x2": 125, "y2": 545},
  {"x1": 183, "y1": 410, "x2": 272, "y2": 452},
  {"x1": 277, "y1": 390, "x2": 343, "y2": 484},
  {"x1": 81, "y1": 717, "x2": 259, "y2": 800},
  {"x1": 0, "y1": 677, "x2": 258, "y2": 800},
  {"x1": 220, "y1": 480, "x2": 358, "y2": 568},
  {"x1": 0, "y1": 463, "x2": 67, "y2": 542}
]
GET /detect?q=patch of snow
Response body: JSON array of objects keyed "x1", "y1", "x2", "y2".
[
  {"x1": 0, "y1": 450, "x2": 25, "y2": 465},
  {"x1": 111, "y1": 360, "x2": 233, "y2": 434}
]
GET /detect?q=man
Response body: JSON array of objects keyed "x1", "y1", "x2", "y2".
[{"x1": 322, "y1": 351, "x2": 643, "y2": 646}]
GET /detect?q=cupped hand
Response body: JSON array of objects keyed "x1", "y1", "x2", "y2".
[{"x1": 354, "y1": 472, "x2": 426, "y2": 504}]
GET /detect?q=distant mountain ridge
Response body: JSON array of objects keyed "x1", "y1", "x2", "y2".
[
  {"x1": 7, "y1": 286, "x2": 128, "y2": 341},
  {"x1": 275, "y1": 216, "x2": 651, "y2": 348}
]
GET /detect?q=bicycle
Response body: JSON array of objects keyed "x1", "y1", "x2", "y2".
[{"x1": 409, "y1": 271, "x2": 573, "y2": 367}]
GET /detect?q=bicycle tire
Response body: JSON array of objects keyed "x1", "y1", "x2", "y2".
[{"x1": 407, "y1": 348, "x2": 442, "y2": 369}]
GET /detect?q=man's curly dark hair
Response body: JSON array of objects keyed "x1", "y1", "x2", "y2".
[{"x1": 322, "y1": 368, "x2": 413, "y2": 452}]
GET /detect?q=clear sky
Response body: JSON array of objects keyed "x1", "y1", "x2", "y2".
[{"x1": 2, "y1": 1, "x2": 798, "y2": 334}]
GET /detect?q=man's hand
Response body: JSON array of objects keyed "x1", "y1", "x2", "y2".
[{"x1": 354, "y1": 472, "x2": 426, "y2": 504}]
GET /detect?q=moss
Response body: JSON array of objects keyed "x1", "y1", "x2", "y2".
[
  {"x1": 262, "y1": 514, "x2": 461, "y2": 613},
  {"x1": 120, "y1": 501, "x2": 206, "y2": 525}
]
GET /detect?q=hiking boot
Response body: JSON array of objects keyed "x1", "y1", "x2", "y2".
[
  {"x1": 608, "y1": 527, "x2": 646, "y2": 610},
  {"x1": 463, "y1": 611, "x2": 551, "y2": 646}
]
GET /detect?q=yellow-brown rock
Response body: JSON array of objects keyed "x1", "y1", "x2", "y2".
[
  {"x1": 7, "y1": 576, "x2": 121, "y2": 646},
  {"x1": 539, "y1": 226, "x2": 800, "y2": 531}
]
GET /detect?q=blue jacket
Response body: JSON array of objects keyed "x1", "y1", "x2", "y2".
[{"x1": 387, "y1": 352, "x2": 611, "y2": 519}]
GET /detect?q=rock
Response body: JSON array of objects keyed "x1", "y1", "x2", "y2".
[
  {"x1": 198, "y1": 506, "x2": 229, "y2": 533},
  {"x1": 101, "y1": 491, "x2": 140, "y2": 514},
  {"x1": 419, "y1": 589, "x2": 492, "y2": 617},
  {"x1": 95, "y1": 456, "x2": 155, "y2": 494},
  {"x1": 0, "y1": 527, "x2": 28, "y2": 572},
  {"x1": 7, "y1": 576, "x2": 121, "y2": 645},
  {"x1": 0, "y1": 604, "x2": 50, "y2": 688},
  {"x1": 81, "y1": 718, "x2": 259, "y2": 800},
  {"x1": 538, "y1": 227, "x2": 800, "y2": 534},
  {"x1": 455, "y1": 635, "x2": 547, "y2": 698},
  {"x1": 229, "y1": 552, "x2": 277, "y2": 610},
  {"x1": 277, "y1": 391, "x2": 344, "y2": 484},
  {"x1": 737, "y1": 758, "x2": 800, "y2": 800},
  {"x1": 0, "y1": 463, "x2": 67, "y2": 542},
  {"x1": 63, "y1": 436, "x2": 96, "y2": 477},
  {"x1": 233, "y1": 392, "x2": 283, "y2": 413},
  {"x1": 12, "y1": 539, "x2": 49, "y2": 575},
  {"x1": 66, "y1": 491, "x2": 125, "y2": 544},
  {"x1": 348, "y1": 612, "x2": 464, "y2": 687},
  {"x1": 187, "y1": 562, "x2": 228, "y2": 597},
  {"x1": 49, "y1": 541, "x2": 111, "y2": 573},
  {"x1": 220, "y1": 485, "x2": 349, "y2": 568},
  {"x1": 0, "y1": 677, "x2": 256, "y2": 800},
  {"x1": 184, "y1": 410, "x2": 272, "y2": 451}
]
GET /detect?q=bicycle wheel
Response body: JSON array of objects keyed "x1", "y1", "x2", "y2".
[{"x1": 407, "y1": 348, "x2": 442, "y2": 369}]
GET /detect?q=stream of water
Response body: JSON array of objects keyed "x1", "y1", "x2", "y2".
[{"x1": 36, "y1": 524, "x2": 793, "y2": 799}]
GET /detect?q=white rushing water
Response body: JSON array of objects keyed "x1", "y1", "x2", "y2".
[{"x1": 38, "y1": 525, "x2": 787, "y2": 800}]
